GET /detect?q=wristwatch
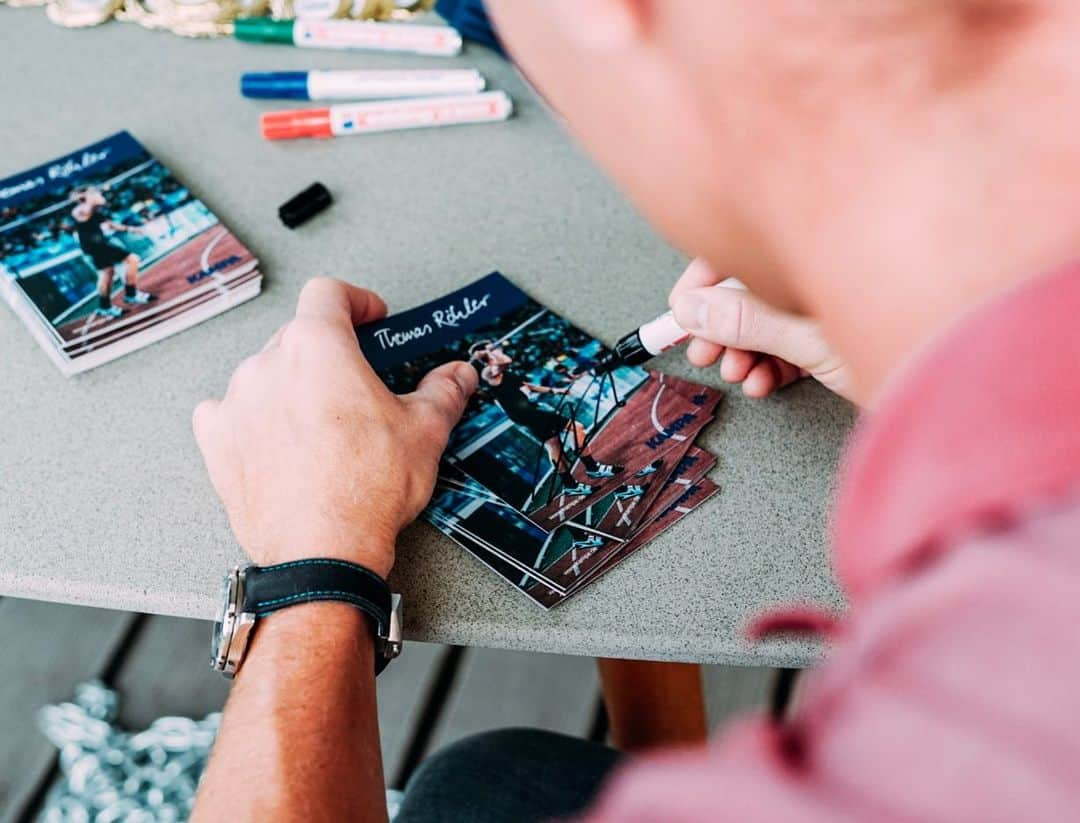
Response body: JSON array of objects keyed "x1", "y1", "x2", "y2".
[{"x1": 210, "y1": 559, "x2": 403, "y2": 679}]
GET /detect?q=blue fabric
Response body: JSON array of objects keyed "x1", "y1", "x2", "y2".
[
  {"x1": 397, "y1": 728, "x2": 622, "y2": 822},
  {"x1": 435, "y1": 0, "x2": 504, "y2": 55}
]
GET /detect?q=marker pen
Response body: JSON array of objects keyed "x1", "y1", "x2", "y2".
[
  {"x1": 241, "y1": 69, "x2": 486, "y2": 101},
  {"x1": 260, "y1": 90, "x2": 513, "y2": 140},
  {"x1": 232, "y1": 17, "x2": 463, "y2": 56},
  {"x1": 604, "y1": 278, "x2": 747, "y2": 367}
]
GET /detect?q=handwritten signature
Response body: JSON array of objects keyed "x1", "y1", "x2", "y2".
[{"x1": 371, "y1": 292, "x2": 491, "y2": 350}]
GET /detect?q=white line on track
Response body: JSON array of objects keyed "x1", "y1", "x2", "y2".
[
  {"x1": 649, "y1": 375, "x2": 688, "y2": 441},
  {"x1": 199, "y1": 229, "x2": 229, "y2": 295}
]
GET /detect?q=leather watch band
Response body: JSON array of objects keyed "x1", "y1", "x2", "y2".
[{"x1": 241, "y1": 559, "x2": 393, "y2": 669}]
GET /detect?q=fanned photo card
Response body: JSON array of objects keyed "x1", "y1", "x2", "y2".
[{"x1": 358, "y1": 272, "x2": 722, "y2": 608}]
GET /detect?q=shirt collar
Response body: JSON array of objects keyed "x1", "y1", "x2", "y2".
[{"x1": 832, "y1": 262, "x2": 1080, "y2": 601}]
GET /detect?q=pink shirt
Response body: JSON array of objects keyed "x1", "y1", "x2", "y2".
[{"x1": 586, "y1": 263, "x2": 1080, "y2": 821}]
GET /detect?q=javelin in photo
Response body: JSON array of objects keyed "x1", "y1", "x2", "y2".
[{"x1": 70, "y1": 186, "x2": 156, "y2": 320}]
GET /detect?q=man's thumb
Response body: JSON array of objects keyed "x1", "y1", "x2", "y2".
[
  {"x1": 408, "y1": 361, "x2": 479, "y2": 436},
  {"x1": 670, "y1": 286, "x2": 829, "y2": 372}
]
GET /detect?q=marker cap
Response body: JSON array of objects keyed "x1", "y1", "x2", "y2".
[
  {"x1": 242, "y1": 72, "x2": 310, "y2": 100},
  {"x1": 279, "y1": 182, "x2": 333, "y2": 228},
  {"x1": 233, "y1": 17, "x2": 295, "y2": 44},
  {"x1": 260, "y1": 107, "x2": 333, "y2": 140}
]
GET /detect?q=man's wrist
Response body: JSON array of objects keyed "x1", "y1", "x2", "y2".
[
  {"x1": 354, "y1": 547, "x2": 394, "y2": 581},
  {"x1": 239, "y1": 602, "x2": 376, "y2": 679},
  {"x1": 213, "y1": 557, "x2": 399, "y2": 679},
  {"x1": 247, "y1": 543, "x2": 396, "y2": 581}
]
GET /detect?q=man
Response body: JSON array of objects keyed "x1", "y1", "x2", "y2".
[
  {"x1": 469, "y1": 340, "x2": 622, "y2": 498},
  {"x1": 70, "y1": 186, "x2": 156, "y2": 319},
  {"x1": 192, "y1": 1, "x2": 1080, "y2": 821}
]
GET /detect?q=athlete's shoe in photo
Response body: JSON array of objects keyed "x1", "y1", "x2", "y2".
[
  {"x1": 613, "y1": 485, "x2": 645, "y2": 501},
  {"x1": 93, "y1": 305, "x2": 123, "y2": 319},
  {"x1": 635, "y1": 463, "x2": 660, "y2": 477},
  {"x1": 585, "y1": 463, "x2": 624, "y2": 479},
  {"x1": 123, "y1": 290, "x2": 157, "y2": 305},
  {"x1": 570, "y1": 535, "x2": 605, "y2": 551},
  {"x1": 562, "y1": 483, "x2": 594, "y2": 497}
]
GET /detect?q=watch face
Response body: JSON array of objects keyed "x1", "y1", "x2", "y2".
[{"x1": 210, "y1": 570, "x2": 238, "y2": 670}]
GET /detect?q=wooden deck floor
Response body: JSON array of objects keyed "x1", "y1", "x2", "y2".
[{"x1": 0, "y1": 598, "x2": 779, "y2": 821}]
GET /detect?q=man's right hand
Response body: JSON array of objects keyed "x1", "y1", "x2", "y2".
[{"x1": 669, "y1": 259, "x2": 855, "y2": 403}]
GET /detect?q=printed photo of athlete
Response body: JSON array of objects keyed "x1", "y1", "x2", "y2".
[
  {"x1": 70, "y1": 186, "x2": 156, "y2": 319},
  {"x1": 469, "y1": 340, "x2": 623, "y2": 498}
]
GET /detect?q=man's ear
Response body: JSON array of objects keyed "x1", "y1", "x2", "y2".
[{"x1": 546, "y1": 0, "x2": 650, "y2": 51}]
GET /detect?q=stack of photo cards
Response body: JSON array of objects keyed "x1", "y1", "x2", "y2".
[
  {"x1": 357, "y1": 272, "x2": 723, "y2": 609},
  {"x1": 0, "y1": 131, "x2": 261, "y2": 375}
]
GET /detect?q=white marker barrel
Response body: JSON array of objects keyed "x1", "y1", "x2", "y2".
[
  {"x1": 328, "y1": 91, "x2": 513, "y2": 136},
  {"x1": 308, "y1": 69, "x2": 485, "y2": 100},
  {"x1": 292, "y1": 18, "x2": 463, "y2": 55}
]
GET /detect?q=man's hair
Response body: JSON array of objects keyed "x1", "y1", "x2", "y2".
[{"x1": 468, "y1": 340, "x2": 494, "y2": 362}]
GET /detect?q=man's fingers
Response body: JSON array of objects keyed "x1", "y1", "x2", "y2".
[
  {"x1": 192, "y1": 399, "x2": 236, "y2": 498},
  {"x1": 686, "y1": 337, "x2": 724, "y2": 367},
  {"x1": 668, "y1": 258, "x2": 726, "y2": 307},
  {"x1": 294, "y1": 277, "x2": 388, "y2": 332},
  {"x1": 289, "y1": 278, "x2": 390, "y2": 382},
  {"x1": 406, "y1": 362, "x2": 479, "y2": 439},
  {"x1": 260, "y1": 322, "x2": 290, "y2": 353},
  {"x1": 192, "y1": 399, "x2": 221, "y2": 452},
  {"x1": 742, "y1": 360, "x2": 780, "y2": 398},
  {"x1": 671, "y1": 286, "x2": 829, "y2": 373},
  {"x1": 743, "y1": 357, "x2": 802, "y2": 398},
  {"x1": 720, "y1": 347, "x2": 757, "y2": 384}
]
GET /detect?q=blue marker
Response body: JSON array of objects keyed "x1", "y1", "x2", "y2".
[{"x1": 242, "y1": 69, "x2": 486, "y2": 101}]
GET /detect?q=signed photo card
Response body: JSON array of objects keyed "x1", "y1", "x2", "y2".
[
  {"x1": 0, "y1": 132, "x2": 257, "y2": 347},
  {"x1": 0, "y1": 131, "x2": 261, "y2": 374},
  {"x1": 357, "y1": 272, "x2": 723, "y2": 608},
  {"x1": 358, "y1": 271, "x2": 650, "y2": 517}
]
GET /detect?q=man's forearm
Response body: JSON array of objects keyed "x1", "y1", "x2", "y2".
[
  {"x1": 193, "y1": 603, "x2": 388, "y2": 823},
  {"x1": 189, "y1": 278, "x2": 476, "y2": 821}
]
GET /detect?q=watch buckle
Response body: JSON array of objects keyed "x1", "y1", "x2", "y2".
[
  {"x1": 379, "y1": 593, "x2": 404, "y2": 660},
  {"x1": 215, "y1": 566, "x2": 256, "y2": 679}
]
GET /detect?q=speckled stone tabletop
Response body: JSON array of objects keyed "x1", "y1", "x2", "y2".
[{"x1": 0, "y1": 9, "x2": 855, "y2": 666}]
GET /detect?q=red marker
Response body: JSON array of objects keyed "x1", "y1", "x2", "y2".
[{"x1": 261, "y1": 91, "x2": 513, "y2": 140}]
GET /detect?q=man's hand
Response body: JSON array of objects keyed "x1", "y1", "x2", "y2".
[
  {"x1": 192, "y1": 277, "x2": 478, "y2": 578},
  {"x1": 669, "y1": 259, "x2": 855, "y2": 403}
]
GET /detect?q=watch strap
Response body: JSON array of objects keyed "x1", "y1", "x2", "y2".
[{"x1": 241, "y1": 558, "x2": 392, "y2": 641}]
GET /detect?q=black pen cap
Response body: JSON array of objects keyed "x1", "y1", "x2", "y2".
[{"x1": 278, "y1": 182, "x2": 333, "y2": 229}]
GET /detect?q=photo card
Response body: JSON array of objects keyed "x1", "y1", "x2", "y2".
[
  {"x1": 357, "y1": 271, "x2": 654, "y2": 520},
  {"x1": 569, "y1": 373, "x2": 723, "y2": 540},
  {"x1": 357, "y1": 273, "x2": 724, "y2": 608},
  {"x1": 428, "y1": 462, "x2": 639, "y2": 589},
  {"x1": 426, "y1": 465, "x2": 572, "y2": 590},
  {"x1": 541, "y1": 444, "x2": 718, "y2": 591},
  {"x1": 525, "y1": 372, "x2": 720, "y2": 530},
  {"x1": 532, "y1": 476, "x2": 721, "y2": 609},
  {"x1": 0, "y1": 131, "x2": 257, "y2": 347}
]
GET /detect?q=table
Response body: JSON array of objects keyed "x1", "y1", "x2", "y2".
[{"x1": 0, "y1": 8, "x2": 854, "y2": 668}]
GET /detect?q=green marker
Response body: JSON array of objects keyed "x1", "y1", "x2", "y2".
[{"x1": 232, "y1": 18, "x2": 463, "y2": 56}]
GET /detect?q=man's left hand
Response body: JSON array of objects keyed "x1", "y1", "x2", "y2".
[{"x1": 192, "y1": 277, "x2": 478, "y2": 579}]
